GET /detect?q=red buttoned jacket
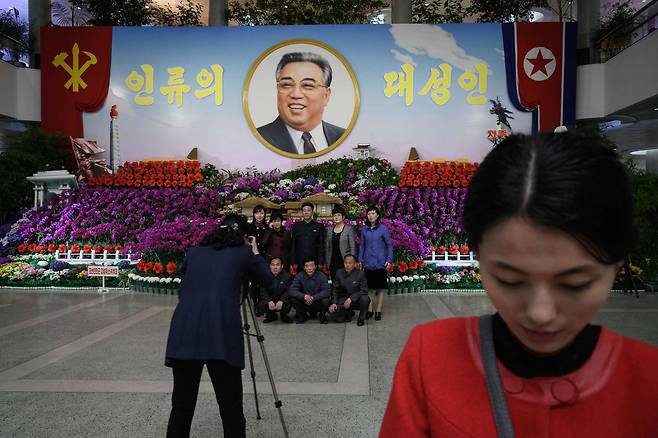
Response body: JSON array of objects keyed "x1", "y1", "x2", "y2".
[{"x1": 380, "y1": 317, "x2": 658, "y2": 437}]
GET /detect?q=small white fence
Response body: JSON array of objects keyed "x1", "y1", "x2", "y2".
[
  {"x1": 54, "y1": 250, "x2": 135, "y2": 266},
  {"x1": 425, "y1": 251, "x2": 479, "y2": 267}
]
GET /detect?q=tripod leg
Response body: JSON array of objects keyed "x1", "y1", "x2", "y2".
[
  {"x1": 242, "y1": 301, "x2": 262, "y2": 420},
  {"x1": 245, "y1": 297, "x2": 290, "y2": 438}
]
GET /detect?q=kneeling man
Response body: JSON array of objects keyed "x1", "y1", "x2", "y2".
[
  {"x1": 260, "y1": 257, "x2": 293, "y2": 323},
  {"x1": 289, "y1": 259, "x2": 330, "y2": 324},
  {"x1": 329, "y1": 254, "x2": 369, "y2": 326}
]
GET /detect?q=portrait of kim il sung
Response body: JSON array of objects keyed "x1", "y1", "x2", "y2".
[{"x1": 245, "y1": 41, "x2": 360, "y2": 158}]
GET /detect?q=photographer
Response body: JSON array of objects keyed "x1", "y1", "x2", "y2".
[{"x1": 164, "y1": 214, "x2": 275, "y2": 438}]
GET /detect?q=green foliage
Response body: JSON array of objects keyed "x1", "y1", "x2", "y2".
[
  {"x1": 467, "y1": 0, "x2": 534, "y2": 22},
  {"x1": 0, "y1": 128, "x2": 74, "y2": 224},
  {"x1": 52, "y1": 1, "x2": 91, "y2": 26},
  {"x1": 0, "y1": 9, "x2": 29, "y2": 61},
  {"x1": 152, "y1": 0, "x2": 205, "y2": 26},
  {"x1": 412, "y1": 0, "x2": 534, "y2": 23},
  {"x1": 81, "y1": 0, "x2": 155, "y2": 26},
  {"x1": 625, "y1": 163, "x2": 658, "y2": 282},
  {"x1": 283, "y1": 157, "x2": 399, "y2": 191},
  {"x1": 596, "y1": 1, "x2": 637, "y2": 50},
  {"x1": 412, "y1": 0, "x2": 466, "y2": 23},
  {"x1": 226, "y1": 0, "x2": 387, "y2": 25}
]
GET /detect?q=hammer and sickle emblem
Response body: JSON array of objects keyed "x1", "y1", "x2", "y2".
[{"x1": 52, "y1": 43, "x2": 98, "y2": 92}]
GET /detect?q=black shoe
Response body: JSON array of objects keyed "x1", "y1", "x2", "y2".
[
  {"x1": 366, "y1": 311, "x2": 373, "y2": 320},
  {"x1": 309, "y1": 311, "x2": 318, "y2": 320},
  {"x1": 281, "y1": 315, "x2": 293, "y2": 323},
  {"x1": 295, "y1": 318, "x2": 307, "y2": 324},
  {"x1": 263, "y1": 315, "x2": 277, "y2": 323},
  {"x1": 319, "y1": 313, "x2": 328, "y2": 324},
  {"x1": 374, "y1": 312, "x2": 382, "y2": 321},
  {"x1": 357, "y1": 318, "x2": 365, "y2": 326}
]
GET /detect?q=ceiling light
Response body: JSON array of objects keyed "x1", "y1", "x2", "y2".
[{"x1": 630, "y1": 150, "x2": 647, "y2": 156}]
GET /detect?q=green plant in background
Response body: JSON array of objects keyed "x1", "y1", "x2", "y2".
[
  {"x1": 596, "y1": 0, "x2": 637, "y2": 52},
  {"x1": 0, "y1": 8, "x2": 29, "y2": 62},
  {"x1": 283, "y1": 157, "x2": 399, "y2": 192},
  {"x1": 227, "y1": 0, "x2": 387, "y2": 25},
  {"x1": 625, "y1": 162, "x2": 658, "y2": 283},
  {"x1": 0, "y1": 128, "x2": 74, "y2": 225}
]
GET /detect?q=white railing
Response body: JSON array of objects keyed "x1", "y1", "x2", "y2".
[
  {"x1": 54, "y1": 250, "x2": 135, "y2": 266},
  {"x1": 425, "y1": 251, "x2": 479, "y2": 267}
]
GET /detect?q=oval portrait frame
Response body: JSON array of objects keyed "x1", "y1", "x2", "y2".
[{"x1": 243, "y1": 39, "x2": 360, "y2": 159}]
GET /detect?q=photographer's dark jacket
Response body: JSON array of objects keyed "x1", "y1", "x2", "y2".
[
  {"x1": 259, "y1": 271, "x2": 292, "y2": 303},
  {"x1": 332, "y1": 268, "x2": 368, "y2": 304},
  {"x1": 290, "y1": 219, "x2": 325, "y2": 267},
  {"x1": 165, "y1": 244, "x2": 274, "y2": 369},
  {"x1": 288, "y1": 271, "x2": 331, "y2": 301}
]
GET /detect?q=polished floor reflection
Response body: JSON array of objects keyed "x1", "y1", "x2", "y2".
[{"x1": 0, "y1": 290, "x2": 656, "y2": 437}]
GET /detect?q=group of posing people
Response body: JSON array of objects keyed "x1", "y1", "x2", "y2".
[{"x1": 247, "y1": 202, "x2": 393, "y2": 325}]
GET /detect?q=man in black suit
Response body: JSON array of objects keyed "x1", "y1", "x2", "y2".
[{"x1": 257, "y1": 52, "x2": 345, "y2": 155}]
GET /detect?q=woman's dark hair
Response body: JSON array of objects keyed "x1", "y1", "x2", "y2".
[
  {"x1": 270, "y1": 211, "x2": 284, "y2": 222},
  {"x1": 200, "y1": 214, "x2": 248, "y2": 250},
  {"x1": 331, "y1": 206, "x2": 346, "y2": 217},
  {"x1": 366, "y1": 205, "x2": 381, "y2": 227},
  {"x1": 463, "y1": 133, "x2": 638, "y2": 264},
  {"x1": 252, "y1": 205, "x2": 266, "y2": 219}
]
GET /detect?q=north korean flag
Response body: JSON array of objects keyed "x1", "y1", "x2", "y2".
[{"x1": 502, "y1": 22, "x2": 577, "y2": 132}]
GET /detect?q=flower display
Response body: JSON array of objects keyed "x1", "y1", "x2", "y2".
[
  {"x1": 87, "y1": 160, "x2": 203, "y2": 188},
  {"x1": 358, "y1": 186, "x2": 467, "y2": 244},
  {"x1": 398, "y1": 160, "x2": 478, "y2": 188},
  {"x1": 1, "y1": 156, "x2": 484, "y2": 291}
]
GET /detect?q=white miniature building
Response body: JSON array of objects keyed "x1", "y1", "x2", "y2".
[
  {"x1": 353, "y1": 143, "x2": 372, "y2": 159},
  {"x1": 26, "y1": 170, "x2": 78, "y2": 208}
]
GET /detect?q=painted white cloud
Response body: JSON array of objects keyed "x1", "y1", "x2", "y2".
[
  {"x1": 390, "y1": 24, "x2": 489, "y2": 73},
  {"x1": 493, "y1": 48, "x2": 505, "y2": 61},
  {"x1": 391, "y1": 48, "x2": 418, "y2": 67}
]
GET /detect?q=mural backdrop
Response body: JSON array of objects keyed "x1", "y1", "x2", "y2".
[{"x1": 41, "y1": 23, "x2": 576, "y2": 170}]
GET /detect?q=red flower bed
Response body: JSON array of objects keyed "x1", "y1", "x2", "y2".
[
  {"x1": 88, "y1": 160, "x2": 203, "y2": 188},
  {"x1": 398, "y1": 160, "x2": 478, "y2": 188}
]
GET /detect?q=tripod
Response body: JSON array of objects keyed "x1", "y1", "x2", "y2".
[
  {"x1": 621, "y1": 259, "x2": 640, "y2": 299},
  {"x1": 241, "y1": 295, "x2": 289, "y2": 438}
]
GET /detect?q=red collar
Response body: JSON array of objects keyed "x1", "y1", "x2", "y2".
[{"x1": 467, "y1": 317, "x2": 623, "y2": 406}]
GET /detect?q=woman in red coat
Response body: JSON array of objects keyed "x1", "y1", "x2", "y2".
[{"x1": 380, "y1": 133, "x2": 658, "y2": 437}]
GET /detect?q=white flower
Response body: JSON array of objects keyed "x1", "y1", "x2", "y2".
[
  {"x1": 164, "y1": 278, "x2": 172, "y2": 284},
  {"x1": 402, "y1": 275, "x2": 409, "y2": 281},
  {"x1": 128, "y1": 273, "x2": 136, "y2": 280},
  {"x1": 328, "y1": 184, "x2": 336, "y2": 190},
  {"x1": 37, "y1": 260, "x2": 48, "y2": 267},
  {"x1": 159, "y1": 277, "x2": 168, "y2": 283},
  {"x1": 173, "y1": 278, "x2": 181, "y2": 283}
]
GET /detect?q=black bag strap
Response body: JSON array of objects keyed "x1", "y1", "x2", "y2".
[{"x1": 479, "y1": 314, "x2": 515, "y2": 438}]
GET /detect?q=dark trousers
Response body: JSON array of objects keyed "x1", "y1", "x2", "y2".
[
  {"x1": 335, "y1": 295, "x2": 370, "y2": 321},
  {"x1": 167, "y1": 360, "x2": 245, "y2": 438},
  {"x1": 258, "y1": 299, "x2": 292, "y2": 319},
  {"x1": 291, "y1": 297, "x2": 330, "y2": 321}
]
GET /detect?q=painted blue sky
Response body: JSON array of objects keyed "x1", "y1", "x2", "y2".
[{"x1": 83, "y1": 24, "x2": 531, "y2": 170}]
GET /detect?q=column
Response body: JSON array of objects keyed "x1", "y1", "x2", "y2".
[
  {"x1": 208, "y1": 0, "x2": 228, "y2": 26},
  {"x1": 646, "y1": 149, "x2": 658, "y2": 175},
  {"x1": 28, "y1": 0, "x2": 51, "y2": 68},
  {"x1": 577, "y1": 0, "x2": 601, "y2": 64},
  {"x1": 391, "y1": 0, "x2": 412, "y2": 24}
]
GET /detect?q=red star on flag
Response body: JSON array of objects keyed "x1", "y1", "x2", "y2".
[{"x1": 528, "y1": 49, "x2": 553, "y2": 76}]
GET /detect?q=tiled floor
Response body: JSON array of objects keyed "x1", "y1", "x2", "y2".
[{"x1": 0, "y1": 289, "x2": 656, "y2": 437}]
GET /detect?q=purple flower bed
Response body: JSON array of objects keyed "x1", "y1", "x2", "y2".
[
  {"x1": 12, "y1": 186, "x2": 226, "y2": 256},
  {"x1": 358, "y1": 187, "x2": 467, "y2": 245}
]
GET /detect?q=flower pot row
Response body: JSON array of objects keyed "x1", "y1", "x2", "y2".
[{"x1": 131, "y1": 283, "x2": 179, "y2": 295}]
